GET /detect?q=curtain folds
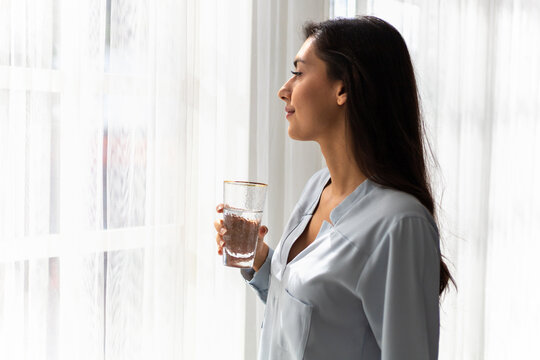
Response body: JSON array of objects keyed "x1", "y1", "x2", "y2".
[
  {"x1": 246, "y1": 0, "x2": 328, "y2": 356},
  {"x1": 358, "y1": 0, "x2": 540, "y2": 359},
  {"x1": 0, "y1": 0, "x2": 255, "y2": 359}
]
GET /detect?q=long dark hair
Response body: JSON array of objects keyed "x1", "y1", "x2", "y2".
[{"x1": 304, "y1": 16, "x2": 454, "y2": 295}]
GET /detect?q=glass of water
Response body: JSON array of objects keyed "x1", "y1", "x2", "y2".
[{"x1": 222, "y1": 180, "x2": 268, "y2": 268}]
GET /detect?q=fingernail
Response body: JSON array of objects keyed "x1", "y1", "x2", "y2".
[{"x1": 220, "y1": 228, "x2": 227, "y2": 235}]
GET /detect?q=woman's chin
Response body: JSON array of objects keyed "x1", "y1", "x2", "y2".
[
  {"x1": 287, "y1": 127, "x2": 301, "y2": 140},
  {"x1": 287, "y1": 129, "x2": 312, "y2": 142}
]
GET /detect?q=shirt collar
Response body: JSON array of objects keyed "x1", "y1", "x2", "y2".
[
  {"x1": 305, "y1": 169, "x2": 372, "y2": 225},
  {"x1": 329, "y1": 178, "x2": 372, "y2": 225}
]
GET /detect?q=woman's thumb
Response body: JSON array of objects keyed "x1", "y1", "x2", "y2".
[{"x1": 258, "y1": 225, "x2": 268, "y2": 239}]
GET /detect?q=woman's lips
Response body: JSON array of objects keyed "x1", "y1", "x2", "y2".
[{"x1": 285, "y1": 107, "x2": 295, "y2": 118}]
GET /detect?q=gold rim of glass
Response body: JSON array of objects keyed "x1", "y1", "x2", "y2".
[{"x1": 224, "y1": 180, "x2": 267, "y2": 187}]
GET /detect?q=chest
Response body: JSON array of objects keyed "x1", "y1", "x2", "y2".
[
  {"x1": 271, "y1": 223, "x2": 365, "y2": 311},
  {"x1": 287, "y1": 189, "x2": 341, "y2": 264},
  {"x1": 269, "y1": 196, "x2": 382, "y2": 304},
  {"x1": 287, "y1": 213, "x2": 324, "y2": 264}
]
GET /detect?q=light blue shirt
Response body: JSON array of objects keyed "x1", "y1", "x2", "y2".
[{"x1": 241, "y1": 168, "x2": 440, "y2": 360}]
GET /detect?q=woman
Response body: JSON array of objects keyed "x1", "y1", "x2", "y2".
[{"x1": 215, "y1": 16, "x2": 452, "y2": 360}]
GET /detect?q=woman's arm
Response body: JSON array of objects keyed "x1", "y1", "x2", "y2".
[
  {"x1": 356, "y1": 217, "x2": 440, "y2": 360},
  {"x1": 241, "y1": 244, "x2": 274, "y2": 304}
]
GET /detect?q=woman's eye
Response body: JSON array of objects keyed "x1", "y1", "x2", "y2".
[{"x1": 290, "y1": 70, "x2": 302, "y2": 76}]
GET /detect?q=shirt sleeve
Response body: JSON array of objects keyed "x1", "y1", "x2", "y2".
[
  {"x1": 240, "y1": 247, "x2": 274, "y2": 304},
  {"x1": 355, "y1": 217, "x2": 440, "y2": 360}
]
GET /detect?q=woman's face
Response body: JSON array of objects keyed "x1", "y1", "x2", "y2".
[{"x1": 277, "y1": 37, "x2": 346, "y2": 142}]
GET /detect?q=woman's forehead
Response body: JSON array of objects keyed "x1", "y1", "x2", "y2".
[
  {"x1": 298, "y1": 37, "x2": 315, "y2": 54},
  {"x1": 294, "y1": 37, "x2": 317, "y2": 66}
]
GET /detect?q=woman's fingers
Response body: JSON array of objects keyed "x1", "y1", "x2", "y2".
[
  {"x1": 216, "y1": 233, "x2": 225, "y2": 255},
  {"x1": 214, "y1": 218, "x2": 227, "y2": 255},
  {"x1": 216, "y1": 203, "x2": 224, "y2": 213},
  {"x1": 214, "y1": 219, "x2": 224, "y2": 232},
  {"x1": 215, "y1": 204, "x2": 227, "y2": 256},
  {"x1": 215, "y1": 230, "x2": 225, "y2": 246}
]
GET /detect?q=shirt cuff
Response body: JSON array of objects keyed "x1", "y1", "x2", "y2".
[{"x1": 241, "y1": 248, "x2": 274, "y2": 286}]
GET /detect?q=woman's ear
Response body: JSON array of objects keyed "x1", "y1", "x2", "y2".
[{"x1": 336, "y1": 83, "x2": 347, "y2": 106}]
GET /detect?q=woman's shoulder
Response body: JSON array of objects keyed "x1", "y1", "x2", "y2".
[
  {"x1": 367, "y1": 181, "x2": 435, "y2": 223},
  {"x1": 336, "y1": 180, "x2": 438, "y2": 245}
]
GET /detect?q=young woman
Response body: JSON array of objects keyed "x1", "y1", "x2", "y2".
[{"x1": 215, "y1": 16, "x2": 452, "y2": 360}]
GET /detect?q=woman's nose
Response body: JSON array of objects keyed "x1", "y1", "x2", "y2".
[{"x1": 277, "y1": 81, "x2": 291, "y2": 102}]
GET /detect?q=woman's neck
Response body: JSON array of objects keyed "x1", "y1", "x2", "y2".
[{"x1": 318, "y1": 137, "x2": 367, "y2": 198}]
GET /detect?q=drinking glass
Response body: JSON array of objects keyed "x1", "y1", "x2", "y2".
[{"x1": 222, "y1": 181, "x2": 268, "y2": 268}]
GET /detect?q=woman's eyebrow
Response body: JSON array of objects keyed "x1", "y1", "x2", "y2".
[{"x1": 293, "y1": 58, "x2": 306, "y2": 67}]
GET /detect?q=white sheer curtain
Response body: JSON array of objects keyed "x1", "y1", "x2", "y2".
[
  {"x1": 338, "y1": 0, "x2": 540, "y2": 358},
  {"x1": 0, "y1": 0, "x2": 255, "y2": 359},
  {"x1": 245, "y1": 0, "x2": 329, "y2": 357}
]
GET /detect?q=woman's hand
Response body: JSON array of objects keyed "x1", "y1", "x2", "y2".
[{"x1": 214, "y1": 203, "x2": 270, "y2": 271}]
